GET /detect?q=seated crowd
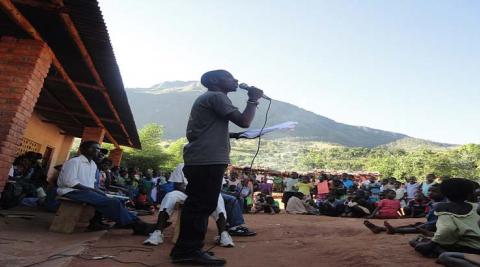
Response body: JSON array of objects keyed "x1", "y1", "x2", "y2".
[
  {"x1": 1, "y1": 141, "x2": 256, "y2": 248},
  {"x1": 223, "y1": 169, "x2": 480, "y2": 267},
  {"x1": 3, "y1": 142, "x2": 480, "y2": 266}
]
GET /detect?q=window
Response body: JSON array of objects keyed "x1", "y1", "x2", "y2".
[{"x1": 17, "y1": 137, "x2": 41, "y2": 155}]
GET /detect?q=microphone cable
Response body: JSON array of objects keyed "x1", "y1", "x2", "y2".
[{"x1": 249, "y1": 98, "x2": 272, "y2": 172}]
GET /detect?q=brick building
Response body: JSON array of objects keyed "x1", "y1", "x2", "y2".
[{"x1": 0, "y1": 0, "x2": 141, "y2": 192}]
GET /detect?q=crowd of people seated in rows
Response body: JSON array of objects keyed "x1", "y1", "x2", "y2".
[
  {"x1": 0, "y1": 142, "x2": 257, "y2": 248},
  {"x1": 222, "y1": 170, "x2": 480, "y2": 267},
  {"x1": 3, "y1": 143, "x2": 480, "y2": 267}
]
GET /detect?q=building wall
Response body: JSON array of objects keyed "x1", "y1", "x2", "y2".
[{"x1": 22, "y1": 112, "x2": 74, "y2": 179}]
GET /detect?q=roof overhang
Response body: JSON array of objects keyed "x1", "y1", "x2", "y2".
[{"x1": 0, "y1": 0, "x2": 141, "y2": 149}]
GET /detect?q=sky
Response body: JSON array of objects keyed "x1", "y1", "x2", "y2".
[{"x1": 99, "y1": 0, "x2": 480, "y2": 145}]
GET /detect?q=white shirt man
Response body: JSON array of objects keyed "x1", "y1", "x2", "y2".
[{"x1": 57, "y1": 154, "x2": 97, "y2": 196}]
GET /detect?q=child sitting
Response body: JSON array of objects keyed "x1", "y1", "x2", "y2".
[
  {"x1": 437, "y1": 252, "x2": 480, "y2": 267},
  {"x1": 406, "y1": 192, "x2": 428, "y2": 218},
  {"x1": 319, "y1": 193, "x2": 345, "y2": 217},
  {"x1": 364, "y1": 184, "x2": 445, "y2": 235},
  {"x1": 295, "y1": 176, "x2": 314, "y2": 199},
  {"x1": 368, "y1": 189, "x2": 401, "y2": 219},
  {"x1": 411, "y1": 178, "x2": 480, "y2": 258},
  {"x1": 286, "y1": 192, "x2": 319, "y2": 215},
  {"x1": 253, "y1": 192, "x2": 280, "y2": 214},
  {"x1": 345, "y1": 189, "x2": 373, "y2": 218},
  {"x1": 363, "y1": 176, "x2": 381, "y2": 203},
  {"x1": 394, "y1": 181, "x2": 407, "y2": 207},
  {"x1": 315, "y1": 173, "x2": 330, "y2": 203}
]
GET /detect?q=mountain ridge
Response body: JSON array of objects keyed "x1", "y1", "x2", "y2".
[{"x1": 126, "y1": 81, "x2": 454, "y2": 148}]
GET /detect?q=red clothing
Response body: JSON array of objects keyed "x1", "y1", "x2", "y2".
[
  {"x1": 377, "y1": 199, "x2": 401, "y2": 219},
  {"x1": 317, "y1": 181, "x2": 330, "y2": 195},
  {"x1": 137, "y1": 194, "x2": 148, "y2": 205}
]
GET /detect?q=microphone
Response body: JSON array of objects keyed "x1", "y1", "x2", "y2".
[{"x1": 238, "y1": 83, "x2": 271, "y2": 100}]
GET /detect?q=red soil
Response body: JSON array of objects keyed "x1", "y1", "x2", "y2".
[{"x1": 68, "y1": 214, "x2": 437, "y2": 267}]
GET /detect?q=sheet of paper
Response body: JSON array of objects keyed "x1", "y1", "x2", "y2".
[{"x1": 239, "y1": 121, "x2": 298, "y2": 139}]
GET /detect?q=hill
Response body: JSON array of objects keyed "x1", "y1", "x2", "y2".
[
  {"x1": 379, "y1": 137, "x2": 457, "y2": 151},
  {"x1": 126, "y1": 81, "x2": 452, "y2": 148}
]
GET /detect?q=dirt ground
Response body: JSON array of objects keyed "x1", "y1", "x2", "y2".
[
  {"x1": 68, "y1": 214, "x2": 438, "y2": 267},
  {"x1": 0, "y1": 208, "x2": 104, "y2": 267}
]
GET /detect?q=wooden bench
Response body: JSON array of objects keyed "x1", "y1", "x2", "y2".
[
  {"x1": 172, "y1": 202, "x2": 182, "y2": 243},
  {"x1": 49, "y1": 197, "x2": 95, "y2": 234}
]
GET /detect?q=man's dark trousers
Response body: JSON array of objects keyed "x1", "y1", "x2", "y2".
[{"x1": 171, "y1": 164, "x2": 227, "y2": 257}]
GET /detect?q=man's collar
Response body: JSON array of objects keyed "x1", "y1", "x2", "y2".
[{"x1": 78, "y1": 154, "x2": 93, "y2": 163}]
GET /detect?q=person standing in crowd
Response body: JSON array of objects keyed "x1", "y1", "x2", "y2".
[{"x1": 169, "y1": 70, "x2": 263, "y2": 266}]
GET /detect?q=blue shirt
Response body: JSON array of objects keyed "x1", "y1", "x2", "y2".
[
  {"x1": 342, "y1": 179, "x2": 354, "y2": 189},
  {"x1": 424, "y1": 199, "x2": 447, "y2": 227}
]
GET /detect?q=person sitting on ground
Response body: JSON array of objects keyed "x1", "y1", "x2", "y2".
[
  {"x1": 115, "y1": 168, "x2": 128, "y2": 187},
  {"x1": 143, "y1": 163, "x2": 234, "y2": 247},
  {"x1": 1, "y1": 155, "x2": 38, "y2": 209},
  {"x1": 253, "y1": 192, "x2": 280, "y2": 214},
  {"x1": 394, "y1": 180, "x2": 407, "y2": 208},
  {"x1": 258, "y1": 177, "x2": 273, "y2": 196},
  {"x1": 295, "y1": 176, "x2": 314, "y2": 199},
  {"x1": 405, "y1": 192, "x2": 428, "y2": 218},
  {"x1": 135, "y1": 186, "x2": 155, "y2": 213},
  {"x1": 152, "y1": 173, "x2": 174, "y2": 205},
  {"x1": 345, "y1": 189, "x2": 373, "y2": 218},
  {"x1": 57, "y1": 141, "x2": 155, "y2": 235},
  {"x1": 318, "y1": 193, "x2": 345, "y2": 217},
  {"x1": 380, "y1": 177, "x2": 396, "y2": 192},
  {"x1": 315, "y1": 173, "x2": 330, "y2": 204},
  {"x1": 405, "y1": 176, "x2": 420, "y2": 202},
  {"x1": 341, "y1": 173, "x2": 354, "y2": 190},
  {"x1": 141, "y1": 169, "x2": 155, "y2": 203},
  {"x1": 227, "y1": 172, "x2": 240, "y2": 193},
  {"x1": 368, "y1": 189, "x2": 401, "y2": 219},
  {"x1": 421, "y1": 173, "x2": 438, "y2": 197},
  {"x1": 437, "y1": 252, "x2": 480, "y2": 267},
  {"x1": 410, "y1": 178, "x2": 480, "y2": 258},
  {"x1": 331, "y1": 178, "x2": 347, "y2": 200},
  {"x1": 237, "y1": 177, "x2": 253, "y2": 213},
  {"x1": 363, "y1": 176, "x2": 381, "y2": 203},
  {"x1": 286, "y1": 192, "x2": 318, "y2": 215},
  {"x1": 273, "y1": 175, "x2": 284, "y2": 192},
  {"x1": 282, "y1": 172, "x2": 299, "y2": 207},
  {"x1": 364, "y1": 184, "x2": 445, "y2": 235},
  {"x1": 220, "y1": 192, "x2": 256, "y2": 237},
  {"x1": 98, "y1": 158, "x2": 113, "y2": 190},
  {"x1": 126, "y1": 168, "x2": 142, "y2": 200},
  {"x1": 23, "y1": 151, "x2": 48, "y2": 192}
]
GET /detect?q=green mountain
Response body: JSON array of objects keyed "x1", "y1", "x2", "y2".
[{"x1": 126, "y1": 81, "x2": 452, "y2": 148}]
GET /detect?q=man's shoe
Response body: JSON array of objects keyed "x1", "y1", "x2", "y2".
[
  {"x1": 171, "y1": 251, "x2": 226, "y2": 266},
  {"x1": 87, "y1": 222, "x2": 112, "y2": 231},
  {"x1": 143, "y1": 230, "x2": 164, "y2": 246},
  {"x1": 132, "y1": 221, "x2": 157, "y2": 236},
  {"x1": 216, "y1": 231, "x2": 235, "y2": 247},
  {"x1": 228, "y1": 226, "x2": 257, "y2": 236}
]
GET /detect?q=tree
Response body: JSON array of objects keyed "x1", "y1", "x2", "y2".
[
  {"x1": 164, "y1": 137, "x2": 187, "y2": 170},
  {"x1": 121, "y1": 123, "x2": 172, "y2": 171}
]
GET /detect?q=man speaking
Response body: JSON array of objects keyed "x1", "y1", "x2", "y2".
[{"x1": 170, "y1": 70, "x2": 263, "y2": 266}]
